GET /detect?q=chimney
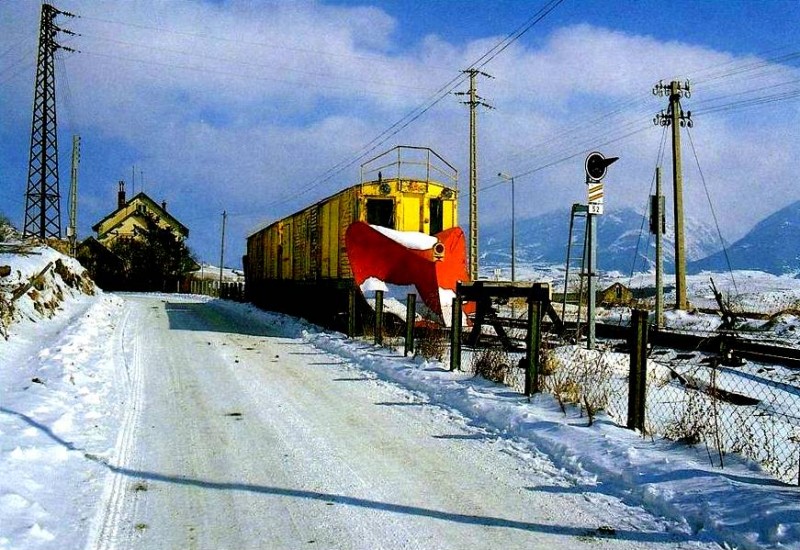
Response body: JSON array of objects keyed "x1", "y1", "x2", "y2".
[
  {"x1": 161, "y1": 200, "x2": 167, "y2": 211},
  {"x1": 118, "y1": 180, "x2": 126, "y2": 209}
]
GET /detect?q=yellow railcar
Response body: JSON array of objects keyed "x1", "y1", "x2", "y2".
[{"x1": 244, "y1": 146, "x2": 460, "y2": 327}]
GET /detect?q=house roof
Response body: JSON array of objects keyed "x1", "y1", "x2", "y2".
[{"x1": 92, "y1": 192, "x2": 189, "y2": 237}]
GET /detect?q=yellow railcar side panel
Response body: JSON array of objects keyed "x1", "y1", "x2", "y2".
[
  {"x1": 255, "y1": 233, "x2": 265, "y2": 280},
  {"x1": 280, "y1": 221, "x2": 291, "y2": 279},
  {"x1": 336, "y1": 188, "x2": 351, "y2": 279},
  {"x1": 264, "y1": 227, "x2": 273, "y2": 279},
  {"x1": 328, "y1": 196, "x2": 340, "y2": 278},
  {"x1": 302, "y1": 209, "x2": 312, "y2": 279},
  {"x1": 274, "y1": 224, "x2": 281, "y2": 279},
  {"x1": 292, "y1": 211, "x2": 307, "y2": 279},
  {"x1": 247, "y1": 177, "x2": 459, "y2": 284},
  {"x1": 320, "y1": 201, "x2": 331, "y2": 278}
]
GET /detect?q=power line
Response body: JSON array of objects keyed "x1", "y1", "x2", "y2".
[
  {"x1": 75, "y1": 32, "x2": 437, "y2": 94},
  {"x1": 251, "y1": 0, "x2": 568, "y2": 214},
  {"x1": 78, "y1": 49, "x2": 430, "y2": 100},
  {"x1": 76, "y1": 14, "x2": 456, "y2": 73}
]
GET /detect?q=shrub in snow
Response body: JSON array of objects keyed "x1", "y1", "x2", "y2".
[
  {"x1": 415, "y1": 326, "x2": 448, "y2": 361},
  {"x1": 471, "y1": 346, "x2": 512, "y2": 384}
]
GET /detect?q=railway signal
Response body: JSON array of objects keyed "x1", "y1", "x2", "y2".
[
  {"x1": 583, "y1": 151, "x2": 617, "y2": 350},
  {"x1": 584, "y1": 151, "x2": 618, "y2": 182}
]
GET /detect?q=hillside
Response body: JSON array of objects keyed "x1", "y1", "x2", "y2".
[{"x1": 689, "y1": 200, "x2": 800, "y2": 276}]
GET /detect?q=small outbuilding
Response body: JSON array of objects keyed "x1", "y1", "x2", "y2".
[{"x1": 600, "y1": 282, "x2": 634, "y2": 307}]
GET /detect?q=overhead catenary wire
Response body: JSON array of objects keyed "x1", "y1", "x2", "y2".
[
  {"x1": 71, "y1": 1, "x2": 800, "y2": 204},
  {"x1": 39, "y1": 2, "x2": 800, "y2": 236}
]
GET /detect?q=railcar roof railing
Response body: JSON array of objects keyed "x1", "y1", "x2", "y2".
[{"x1": 360, "y1": 146, "x2": 458, "y2": 189}]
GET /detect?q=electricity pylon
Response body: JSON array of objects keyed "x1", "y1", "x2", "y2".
[{"x1": 23, "y1": 3, "x2": 77, "y2": 240}]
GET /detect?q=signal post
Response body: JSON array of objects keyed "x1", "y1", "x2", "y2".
[{"x1": 584, "y1": 152, "x2": 617, "y2": 350}]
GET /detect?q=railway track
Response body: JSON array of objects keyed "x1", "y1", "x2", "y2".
[
  {"x1": 594, "y1": 323, "x2": 800, "y2": 368},
  {"x1": 487, "y1": 316, "x2": 800, "y2": 368}
]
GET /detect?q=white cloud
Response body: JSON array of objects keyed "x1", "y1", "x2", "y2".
[{"x1": 1, "y1": 2, "x2": 798, "y2": 264}]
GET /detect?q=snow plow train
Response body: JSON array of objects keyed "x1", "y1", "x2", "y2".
[{"x1": 243, "y1": 146, "x2": 469, "y2": 331}]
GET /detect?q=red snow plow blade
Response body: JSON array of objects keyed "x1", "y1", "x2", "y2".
[{"x1": 345, "y1": 221, "x2": 469, "y2": 321}]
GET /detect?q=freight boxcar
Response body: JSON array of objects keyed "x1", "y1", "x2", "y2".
[{"x1": 244, "y1": 146, "x2": 469, "y2": 329}]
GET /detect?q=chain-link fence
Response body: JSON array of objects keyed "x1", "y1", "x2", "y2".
[
  {"x1": 464, "y1": 322, "x2": 800, "y2": 485},
  {"x1": 644, "y1": 344, "x2": 800, "y2": 484}
]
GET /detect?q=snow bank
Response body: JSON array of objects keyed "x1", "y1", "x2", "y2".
[
  {"x1": 0, "y1": 292, "x2": 127, "y2": 550},
  {"x1": 1, "y1": 245, "x2": 95, "y2": 337},
  {"x1": 303, "y1": 329, "x2": 800, "y2": 550}
]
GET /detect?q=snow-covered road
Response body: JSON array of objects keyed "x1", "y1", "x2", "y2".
[{"x1": 85, "y1": 295, "x2": 708, "y2": 549}]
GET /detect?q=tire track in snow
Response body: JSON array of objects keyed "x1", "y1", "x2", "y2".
[{"x1": 85, "y1": 302, "x2": 145, "y2": 550}]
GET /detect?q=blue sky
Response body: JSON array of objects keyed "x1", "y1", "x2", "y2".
[{"x1": 1, "y1": 0, "x2": 799, "y2": 268}]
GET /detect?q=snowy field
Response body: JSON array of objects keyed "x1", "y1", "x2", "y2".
[
  {"x1": 482, "y1": 263, "x2": 800, "y2": 344},
  {"x1": 2, "y1": 247, "x2": 800, "y2": 549}
]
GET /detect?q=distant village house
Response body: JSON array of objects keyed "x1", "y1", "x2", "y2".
[
  {"x1": 93, "y1": 181, "x2": 188, "y2": 245},
  {"x1": 78, "y1": 181, "x2": 197, "y2": 291}
]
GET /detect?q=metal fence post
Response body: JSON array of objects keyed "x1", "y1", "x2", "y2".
[
  {"x1": 404, "y1": 293, "x2": 416, "y2": 356},
  {"x1": 628, "y1": 308, "x2": 649, "y2": 432},
  {"x1": 374, "y1": 290, "x2": 384, "y2": 346},
  {"x1": 449, "y1": 295, "x2": 462, "y2": 371},
  {"x1": 524, "y1": 298, "x2": 542, "y2": 396}
]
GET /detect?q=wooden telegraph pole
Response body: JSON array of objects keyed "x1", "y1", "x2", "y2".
[
  {"x1": 654, "y1": 80, "x2": 692, "y2": 310},
  {"x1": 456, "y1": 69, "x2": 492, "y2": 281}
]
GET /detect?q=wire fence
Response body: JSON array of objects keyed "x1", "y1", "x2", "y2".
[
  {"x1": 461, "y1": 324, "x2": 800, "y2": 485},
  {"x1": 644, "y1": 344, "x2": 800, "y2": 484}
]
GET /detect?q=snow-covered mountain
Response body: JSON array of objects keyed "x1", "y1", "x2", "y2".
[
  {"x1": 689, "y1": 200, "x2": 800, "y2": 276},
  {"x1": 481, "y1": 206, "x2": 720, "y2": 274}
]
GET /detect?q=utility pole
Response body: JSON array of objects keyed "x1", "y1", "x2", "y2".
[
  {"x1": 219, "y1": 210, "x2": 227, "y2": 287},
  {"x1": 67, "y1": 134, "x2": 80, "y2": 256},
  {"x1": 456, "y1": 69, "x2": 493, "y2": 281},
  {"x1": 651, "y1": 166, "x2": 665, "y2": 328},
  {"x1": 654, "y1": 80, "x2": 692, "y2": 310},
  {"x1": 23, "y1": 3, "x2": 77, "y2": 240}
]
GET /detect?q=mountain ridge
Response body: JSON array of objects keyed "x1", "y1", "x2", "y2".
[{"x1": 479, "y1": 201, "x2": 800, "y2": 276}]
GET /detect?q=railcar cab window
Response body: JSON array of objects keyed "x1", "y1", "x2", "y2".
[{"x1": 366, "y1": 198, "x2": 395, "y2": 229}]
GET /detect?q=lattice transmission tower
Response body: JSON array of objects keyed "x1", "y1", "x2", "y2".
[{"x1": 23, "y1": 3, "x2": 76, "y2": 239}]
